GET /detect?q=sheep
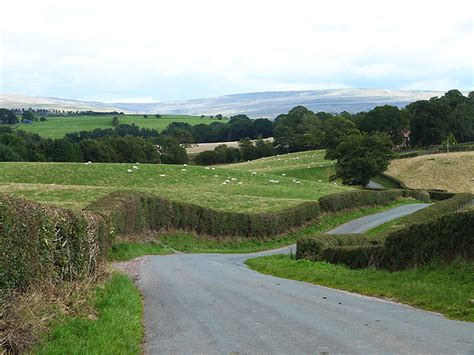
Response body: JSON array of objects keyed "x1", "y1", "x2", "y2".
[
  {"x1": 127, "y1": 169, "x2": 133, "y2": 173},
  {"x1": 181, "y1": 169, "x2": 187, "y2": 172},
  {"x1": 211, "y1": 167, "x2": 216, "y2": 170},
  {"x1": 251, "y1": 172, "x2": 257, "y2": 176},
  {"x1": 183, "y1": 164, "x2": 187, "y2": 166},
  {"x1": 318, "y1": 179, "x2": 322, "y2": 182},
  {"x1": 160, "y1": 174, "x2": 166, "y2": 177},
  {"x1": 334, "y1": 182, "x2": 338, "y2": 186},
  {"x1": 133, "y1": 165, "x2": 139, "y2": 169},
  {"x1": 292, "y1": 179, "x2": 296, "y2": 183},
  {"x1": 282, "y1": 173, "x2": 286, "y2": 176},
  {"x1": 296, "y1": 181, "x2": 301, "y2": 184},
  {"x1": 269, "y1": 179, "x2": 275, "y2": 184},
  {"x1": 238, "y1": 181, "x2": 243, "y2": 185},
  {"x1": 84, "y1": 161, "x2": 92, "y2": 165},
  {"x1": 222, "y1": 181, "x2": 227, "y2": 185},
  {"x1": 205, "y1": 167, "x2": 211, "y2": 170},
  {"x1": 231, "y1": 178, "x2": 237, "y2": 181},
  {"x1": 275, "y1": 180, "x2": 279, "y2": 183},
  {"x1": 213, "y1": 175, "x2": 219, "y2": 177}
]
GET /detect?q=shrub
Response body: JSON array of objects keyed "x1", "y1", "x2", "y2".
[
  {"x1": 0, "y1": 195, "x2": 109, "y2": 294},
  {"x1": 296, "y1": 234, "x2": 373, "y2": 261},
  {"x1": 318, "y1": 189, "x2": 429, "y2": 213},
  {"x1": 384, "y1": 209, "x2": 474, "y2": 270},
  {"x1": 319, "y1": 245, "x2": 386, "y2": 269}
]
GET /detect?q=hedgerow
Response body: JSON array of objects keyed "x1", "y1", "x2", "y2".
[{"x1": 297, "y1": 193, "x2": 473, "y2": 270}]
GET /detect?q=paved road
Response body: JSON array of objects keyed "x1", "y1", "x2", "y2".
[
  {"x1": 328, "y1": 203, "x2": 431, "y2": 234},
  {"x1": 136, "y1": 204, "x2": 474, "y2": 354}
]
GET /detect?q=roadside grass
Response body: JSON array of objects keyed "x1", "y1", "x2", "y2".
[
  {"x1": 109, "y1": 241, "x2": 175, "y2": 261},
  {"x1": 0, "y1": 160, "x2": 350, "y2": 212},
  {"x1": 365, "y1": 216, "x2": 407, "y2": 238},
  {"x1": 110, "y1": 199, "x2": 419, "y2": 258},
  {"x1": 13, "y1": 114, "x2": 220, "y2": 139},
  {"x1": 245, "y1": 255, "x2": 474, "y2": 322},
  {"x1": 386, "y1": 151, "x2": 474, "y2": 193},
  {"x1": 34, "y1": 274, "x2": 143, "y2": 355}
]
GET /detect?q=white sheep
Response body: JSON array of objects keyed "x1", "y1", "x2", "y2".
[
  {"x1": 160, "y1": 174, "x2": 166, "y2": 177},
  {"x1": 251, "y1": 171, "x2": 257, "y2": 176},
  {"x1": 222, "y1": 181, "x2": 227, "y2": 185},
  {"x1": 282, "y1": 173, "x2": 286, "y2": 176},
  {"x1": 205, "y1": 167, "x2": 211, "y2": 170},
  {"x1": 133, "y1": 165, "x2": 139, "y2": 169},
  {"x1": 318, "y1": 179, "x2": 322, "y2": 182},
  {"x1": 296, "y1": 181, "x2": 301, "y2": 184},
  {"x1": 127, "y1": 169, "x2": 133, "y2": 173},
  {"x1": 269, "y1": 179, "x2": 275, "y2": 184},
  {"x1": 183, "y1": 164, "x2": 187, "y2": 166},
  {"x1": 213, "y1": 175, "x2": 219, "y2": 177},
  {"x1": 231, "y1": 178, "x2": 237, "y2": 181},
  {"x1": 211, "y1": 167, "x2": 216, "y2": 170},
  {"x1": 181, "y1": 169, "x2": 186, "y2": 172},
  {"x1": 292, "y1": 179, "x2": 296, "y2": 183},
  {"x1": 238, "y1": 181, "x2": 243, "y2": 185}
]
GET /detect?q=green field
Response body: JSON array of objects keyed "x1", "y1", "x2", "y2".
[
  {"x1": 12, "y1": 114, "x2": 221, "y2": 139},
  {"x1": 0, "y1": 150, "x2": 352, "y2": 212}
]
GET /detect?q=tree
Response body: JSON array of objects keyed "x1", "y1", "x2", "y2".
[
  {"x1": 238, "y1": 138, "x2": 258, "y2": 161},
  {"x1": 112, "y1": 116, "x2": 119, "y2": 126},
  {"x1": 357, "y1": 105, "x2": 409, "y2": 145},
  {"x1": 40, "y1": 116, "x2": 46, "y2": 122},
  {"x1": 156, "y1": 136, "x2": 188, "y2": 164},
  {"x1": 22, "y1": 111, "x2": 35, "y2": 122},
  {"x1": 0, "y1": 108, "x2": 18, "y2": 124},
  {"x1": 407, "y1": 100, "x2": 450, "y2": 146},
  {"x1": 332, "y1": 132, "x2": 393, "y2": 186},
  {"x1": 322, "y1": 116, "x2": 359, "y2": 160}
]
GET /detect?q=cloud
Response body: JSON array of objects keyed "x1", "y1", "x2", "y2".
[{"x1": 1, "y1": 0, "x2": 472, "y2": 100}]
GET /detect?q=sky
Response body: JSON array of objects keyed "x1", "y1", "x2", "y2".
[{"x1": 0, "y1": 0, "x2": 473, "y2": 102}]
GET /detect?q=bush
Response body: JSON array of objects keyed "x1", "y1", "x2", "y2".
[
  {"x1": 296, "y1": 234, "x2": 374, "y2": 261},
  {"x1": 384, "y1": 209, "x2": 474, "y2": 270},
  {"x1": 318, "y1": 189, "x2": 429, "y2": 213},
  {"x1": 319, "y1": 245, "x2": 386, "y2": 269},
  {"x1": 0, "y1": 195, "x2": 109, "y2": 294}
]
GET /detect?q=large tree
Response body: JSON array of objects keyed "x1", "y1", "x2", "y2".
[
  {"x1": 0, "y1": 108, "x2": 18, "y2": 124},
  {"x1": 332, "y1": 132, "x2": 393, "y2": 186},
  {"x1": 407, "y1": 100, "x2": 450, "y2": 146}
]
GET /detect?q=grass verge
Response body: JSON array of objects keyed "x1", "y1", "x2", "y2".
[
  {"x1": 34, "y1": 274, "x2": 143, "y2": 354},
  {"x1": 110, "y1": 199, "x2": 420, "y2": 258},
  {"x1": 245, "y1": 255, "x2": 474, "y2": 322}
]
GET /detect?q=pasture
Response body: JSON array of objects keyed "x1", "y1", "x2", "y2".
[
  {"x1": 12, "y1": 114, "x2": 220, "y2": 139},
  {"x1": 386, "y1": 151, "x2": 474, "y2": 193},
  {"x1": 0, "y1": 150, "x2": 351, "y2": 212}
]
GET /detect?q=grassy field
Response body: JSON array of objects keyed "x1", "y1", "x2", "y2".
[
  {"x1": 0, "y1": 150, "x2": 351, "y2": 212},
  {"x1": 246, "y1": 255, "x2": 474, "y2": 322},
  {"x1": 34, "y1": 274, "x2": 143, "y2": 354},
  {"x1": 13, "y1": 114, "x2": 221, "y2": 139},
  {"x1": 386, "y1": 152, "x2": 474, "y2": 193}
]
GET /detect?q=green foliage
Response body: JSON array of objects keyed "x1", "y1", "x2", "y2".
[
  {"x1": 0, "y1": 108, "x2": 18, "y2": 124},
  {"x1": 34, "y1": 274, "x2": 143, "y2": 354},
  {"x1": 356, "y1": 105, "x2": 409, "y2": 145},
  {"x1": 21, "y1": 110, "x2": 36, "y2": 122},
  {"x1": 331, "y1": 132, "x2": 394, "y2": 186},
  {"x1": 246, "y1": 255, "x2": 474, "y2": 321},
  {"x1": 194, "y1": 144, "x2": 241, "y2": 165}
]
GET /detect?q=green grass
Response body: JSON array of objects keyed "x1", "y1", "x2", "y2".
[
  {"x1": 365, "y1": 216, "x2": 407, "y2": 238},
  {"x1": 13, "y1": 114, "x2": 221, "y2": 139},
  {"x1": 109, "y1": 241, "x2": 174, "y2": 261},
  {"x1": 34, "y1": 274, "x2": 143, "y2": 354},
  {"x1": 246, "y1": 255, "x2": 474, "y2": 322},
  {"x1": 0, "y1": 156, "x2": 351, "y2": 212},
  {"x1": 110, "y1": 199, "x2": 418, "y2": 258}
]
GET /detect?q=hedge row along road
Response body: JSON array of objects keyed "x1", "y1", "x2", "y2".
[{"x1": 133, "y1": 203, "x2": 474, "y2": 354}]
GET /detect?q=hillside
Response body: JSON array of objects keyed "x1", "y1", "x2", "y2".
[
  {"x1": 0, "y1": 89, "x2": 443, "y2": 118},
  {"x1": 386, "y1": 152, "x2": 474, "y2": 193},
  {"x1": 0, "y1": 150, "x2": 351, "y2": 212}
]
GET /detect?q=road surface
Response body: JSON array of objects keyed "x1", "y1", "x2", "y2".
[{"x1": 135, "y1": 203, "x2": 473, "y2": 354}]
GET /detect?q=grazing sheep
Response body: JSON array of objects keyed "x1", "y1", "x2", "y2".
[
  {"x1": 205, "y1": 167, "x2": 211, "y2": 170},
  {"x1": 296, "y1": 181, "x2": 301, "y2": 184},
  {"x1": 282, "y1": 173, "x2": 286, "y2": 176},
  {"x1": 269, "y1": 179, "x2": 275, "y2": 184},
  {"x1": 183, "y1": 164, "x2": 187, "y2": 166},
  {"x1": 181, "y1": 169, "x2": 186, "y2": 172},
  {"x1": 238, "y1": 181, "x2": 243, "y2": 185},
  {"x1": 127, "y1": 169, "x2": 133, "y2": 173},
  {"x1": 292, "y1": 179, "x2": 296, "y2": 183},
  {"x1": 251, "y1": 172, "x2": 257, "y2": 176},
  {"x1": 211, "y1": 167, "x2": 216, "y2": 170},
  {"x1": 318, "y1": 179, "x2": 322, "y2": 182},
  {"x1": 222, "y1": 181, "x2": 227, "y2": 185},
  {"x1": 85, "y1": 161, "x2": 92, "y2": 165},
  {"x1": 334, "y1": 182, "x2": 338, "y2": 186},
  {"x1": 231, "y1": 178, "x2": 237, "y2": 181},
  {"x1": 133, "y1": 165, "x2": 139, "y2": 169},
  {"x1": 213, "y1": 175, "x2": 219, "y2": 177},
  {"x1": 275, "y1": 180, "x2": 279, "y2": 183},
  {"x1": 160, "y1": 174, "x2": 166, "y2": 177}
]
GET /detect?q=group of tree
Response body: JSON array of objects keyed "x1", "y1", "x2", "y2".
[
  {"x1": 0, "y1": 127, "x2": 187, "y2": 164},
  {"x1": 193, "y1": 137, "x2": 275, "y2": 165}
]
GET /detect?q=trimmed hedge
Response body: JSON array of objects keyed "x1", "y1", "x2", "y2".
[
  {"x1": 0, "y1": 195, "x2": 109, "y2": 294},
  {"x1": 318, "y1": 189, "x2": 429, "y2": 213},
  {"x1": 296, "y1": 234, "x2": 374, "y2": 261},
  {"x1": 384, "y1": 209, "x2": 474, "y2": 270},
  {"x1": 297, "y1": 193, "x2": 473, "y2": 270},
  {"x1": 319, "y1": 245, "x2": 386, "y2": 269},
  {"x1": 86, "y1": 191, "x2": 322, "y2": 238}
]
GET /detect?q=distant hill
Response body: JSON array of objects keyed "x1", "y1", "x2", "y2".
[{"x1": 0, "y1": 89, "x2": 445, "y2": 118}]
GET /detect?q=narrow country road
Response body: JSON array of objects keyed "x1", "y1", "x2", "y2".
[{"x1": 136, "y1": 204, "x2": 474, "y2": 354}]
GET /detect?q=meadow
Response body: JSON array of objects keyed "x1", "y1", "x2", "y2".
[
  {"x1": 0, "y1": 150, "x2": 351, "y2": 212},
  {"x1": 12, "y1": 114, "x2": 221, "y2": 139},
  {"x1": 386, "y1": 151, "x2": 474, "y2": 193}
]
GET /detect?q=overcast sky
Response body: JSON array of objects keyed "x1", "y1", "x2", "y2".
[{"x1": 0, "y1": 0, "x2": 472, "y2": 102}]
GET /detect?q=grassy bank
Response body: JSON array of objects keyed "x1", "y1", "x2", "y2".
[
  {"x1": 34, "y1": 274, "x2": 143, "y2": 354},
  {"x1": 109, "y1": 199, "x2": 418, "y2": 258},
  {"x1": 246, "y1": 255, "x2": 474, "y2": 322}
]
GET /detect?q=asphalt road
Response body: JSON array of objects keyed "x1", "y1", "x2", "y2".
[{"x1": 136, "y1": 204, "x2": 474, "y2": 354}]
